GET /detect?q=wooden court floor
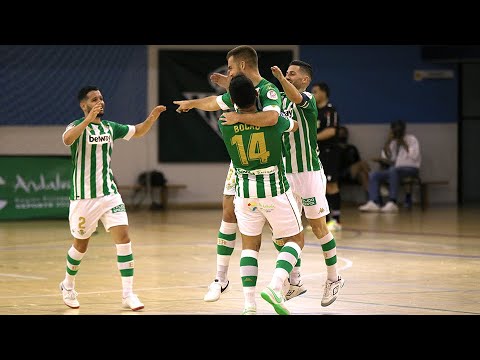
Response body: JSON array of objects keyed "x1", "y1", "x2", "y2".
[{"x1": 1, "y1": 204, "x2": 479, "y2": 315}]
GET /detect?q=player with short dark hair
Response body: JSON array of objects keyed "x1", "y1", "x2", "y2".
[
  {"x1": 219, "y1": 74, "x2": 302, "y2": 315},
  {"x1": 272, "y1": 61, "x2": 345, "y2": 307},
  {"x1": 60, "y1": 85, "x2": 166, "y2": 311}
]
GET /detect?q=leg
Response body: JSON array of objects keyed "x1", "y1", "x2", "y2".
[
  {"x1": 204, "y1": 195, "x2": 237, "y2": 302},
  {"x1": 204, "y1": 162, "x2": 238, "y2": 301},
  {"x1": 273, "y1": 232, "x2": 307, "y2": 301},
  {"x1": 110, "y1": 225, "x2": 144, "y2": 311},
  {"x1": 387, "y1": 166, "x2": 400, "y2": 203},
  {"x1": 260, "y1": 189, "x2": 304, "y2": 315},
  {"x1": 239, "y1": 233, "x2": 262, "y2": 315},
  {"x1": 350, "y1": 160, "x2": 370, "y2": 194},
  {"x1": 309, "y1": 216, "x2": 345, "y2": 306},
  {"x1": 261, "y1": 232, "x2": 303, "y2": 315},
  {"x1": 359, "y1": 169, "x2": 389, "y2": 211},
  {"x1": 382, "y1": 167, "x2": 419, "y2": 212},
  {"x1": 60, "y1": 198, "x2": 100, "y2": 309},
  {"x1": 270, "y1": 184, "x2": 305, "y2": 300},
  {"x1": 323, "y1": 146, "x2": 342, "y2": 230},
  {"x1": 379, "y1": 167, "x2": 407, "y2": 212},
  {"x1": 60, "y1": 236, "x2": 90, "y2": 309},
  {"x1": 100, "y1": 195, "x2": 143, "y2": 311},
  {"x1": 233, "y1": 195, "x2": 266, "y2": 315},
  {"x1": 326, "y1": 181, "x2": 342, "y2": 231},
  {"x1": 299, "y1": 169, "x2": 345, "y2": 307}
]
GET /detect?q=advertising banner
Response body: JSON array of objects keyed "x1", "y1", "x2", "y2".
[{"x1": 0, "y1": 156, "x2": 71, "y2": 220}]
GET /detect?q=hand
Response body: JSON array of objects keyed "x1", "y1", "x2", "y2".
[
  {"x1": 271, "y1": 65, "x2": 285, "y2": 80},
  {"x1": 149, "y1": 105, "x2": 167, "y2": 120},
  {"x1": 86, "y1": 102, "x2": 103, "y2": 122},
  {"x1": 396, "y1": 137, "x2": 409, "y2": 151},
  {"x1": 210, "y1": 73, "x2": 230, "y2": 90},
  {"x1": 220, "y1": 112, "x2": 241, "y2": 125},
  {"x1": 173, "y1": 100, "x2": 193, "y2": 113}
]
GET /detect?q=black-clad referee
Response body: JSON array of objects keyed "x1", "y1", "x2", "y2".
[{"x1": 312, "y1": 82, "x2": 342, "y2": 231}]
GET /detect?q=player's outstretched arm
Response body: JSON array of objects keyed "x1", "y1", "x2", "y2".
[
  {"x1": 133, "y1": 105, "x2": 167, "y2": 138},
  {"x1": 173, "y1": 96, "x2": 221, "y2": 113},
  {"x1": 220, "y1": 110, "x2": 279, "y2": 127}
]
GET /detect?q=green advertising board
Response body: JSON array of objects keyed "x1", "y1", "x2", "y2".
[{"x1": 0, "y1": 156, "x2": 71, "y2": 220}]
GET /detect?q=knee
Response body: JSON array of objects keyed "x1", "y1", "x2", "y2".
[
  {"x1": 73, "y1": 240, "x2": 88, "y2": 253},
  {"x1": 222, "y1": 208, "x2": 236, "y2": 223},
  {"x1": 311, "y1": 222, "x2": 329, "y2": 238},
  {"x1": 222, "y1": 196, "x2": 236, "y2": 222},
  {"x1": 118, "y1": 233, "x2": 131, "y2": 244}
]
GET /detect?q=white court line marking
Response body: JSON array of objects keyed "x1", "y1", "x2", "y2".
[
  {"x1": 0, "y1": 285, "x2": 207, "y2": 299},
  {"x1": 0, "y1": 256, "x2": 353, "y2": 300},
  {"x1": 0, "y1": 273, "x2": 47, "y2": 280}
]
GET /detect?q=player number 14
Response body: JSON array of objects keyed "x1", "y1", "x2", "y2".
[{"x1": 231, "y1": 133, "x2": 270, "y2": 166}]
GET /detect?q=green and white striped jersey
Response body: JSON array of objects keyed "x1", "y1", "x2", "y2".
[
  {"x1": 63, "y1": 118, "x2": 135, "y2": 200},
  {"x1": 216, "y1": 77, "x2": 285, "y2": 198},
  {"x1": 216, "y1": 78, "x2": 281, "y2": 115},
  {"x1": 218, "y1": 115, "x2": 295, "y2": 199},
  {"x1": 281, "y1": 91, "x2": 322, "y2": 173}
]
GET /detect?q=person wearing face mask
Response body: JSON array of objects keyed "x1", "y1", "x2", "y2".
[{"x1": 337, "y1": 126, "x2": 371, "y2": 203}]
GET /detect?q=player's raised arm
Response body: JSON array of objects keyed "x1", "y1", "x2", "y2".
[
  {"x1": 271, "y1": 65, "x2": 303, "y2": 104},
  {"x1": 210, "y1": 73, "x2": 230, "y2": 91},
  {"x1": 63, "y1": 102, "x2": 103, "y2": 146},
  {"x1": 133, "y1": 105, "x2": 167, "y2": 138},
  {"x1": 173, "y1": 96, "x2": 221, "y2": 113}
]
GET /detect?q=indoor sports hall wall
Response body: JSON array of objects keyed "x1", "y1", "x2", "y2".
[{"x1": 0, "y1": 45, "x2": 457, "y2": 207}]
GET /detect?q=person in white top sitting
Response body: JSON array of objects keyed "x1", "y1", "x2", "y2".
[{"x1": 359, "y1": 120, "x2": 421, "y2": 212}]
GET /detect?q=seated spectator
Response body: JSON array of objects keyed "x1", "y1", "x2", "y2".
[
  {"x1": 337, "y1": 126, "x2": 371, "y2": 202},
  {"x1": 359, "y1": 120, "x2": 421, "y2": 213}
]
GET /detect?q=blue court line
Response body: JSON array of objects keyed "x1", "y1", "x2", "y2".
[
  {"x1": 307, "y1": 243, "x2": 480, "y2": 259},
  {"x1": 346, "y1": 227, "x2": 480, "y2": 240},
  {"x1": 2, "y1": 240, "x2": 480, "y2": 260}
]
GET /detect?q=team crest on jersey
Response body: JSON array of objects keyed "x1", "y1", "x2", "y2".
[
  {"x1": 267, "y1": 89, "x2": 278, "y2": 100},
  {"x1": 302, "y1": 197, "x2": 317, "y2": 206},
  {"x1": 247, "y1": 202, "x2": 258, "y2": 212},
  {"x1": 111, "y1": 204, "x2": 126, "y2": 213}
]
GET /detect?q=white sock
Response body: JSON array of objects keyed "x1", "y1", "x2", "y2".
[
  {"x1": 64, "y1": 246, "x2": 86, "y2": 289},
  {"x1": 116, "y1": 242, "x2": 134, "y2": 298}
]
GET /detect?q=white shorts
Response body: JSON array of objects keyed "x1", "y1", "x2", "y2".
[
  {"x1": 286, "y1": 169, "x2": 330, "y2": 220},
  {"x1": 234, "y1": 188, "x2": 303, "y2": 239},
  {"x1": 69, "y1": 194, "x2": 128, "y2": 239},
  {"x1": 223, "y1": 161, "x2": 236, "y2": 196}
]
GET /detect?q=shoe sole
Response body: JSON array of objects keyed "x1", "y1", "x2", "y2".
[
  {"x1": 285, "y1": 289, "x2": 307, "y2": 301},
  {"x1": 122, "y1": 302, "x2": 145, "y2": 311},
  {"x1": 63, "y1": 302, "x2": 80, "y2": 309},
  {"x1": 321, "y1": 279, "x2": 345, "y2": 307},
  {"x1": 204, "y1": 281, "x2": 230, "y2": 302},
  {"x1": 260, "y1": 288, "x2": 290, "y2": 315},
  {"x1": 59, "y1": 282, "x2": 80, "y2": 309}
]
